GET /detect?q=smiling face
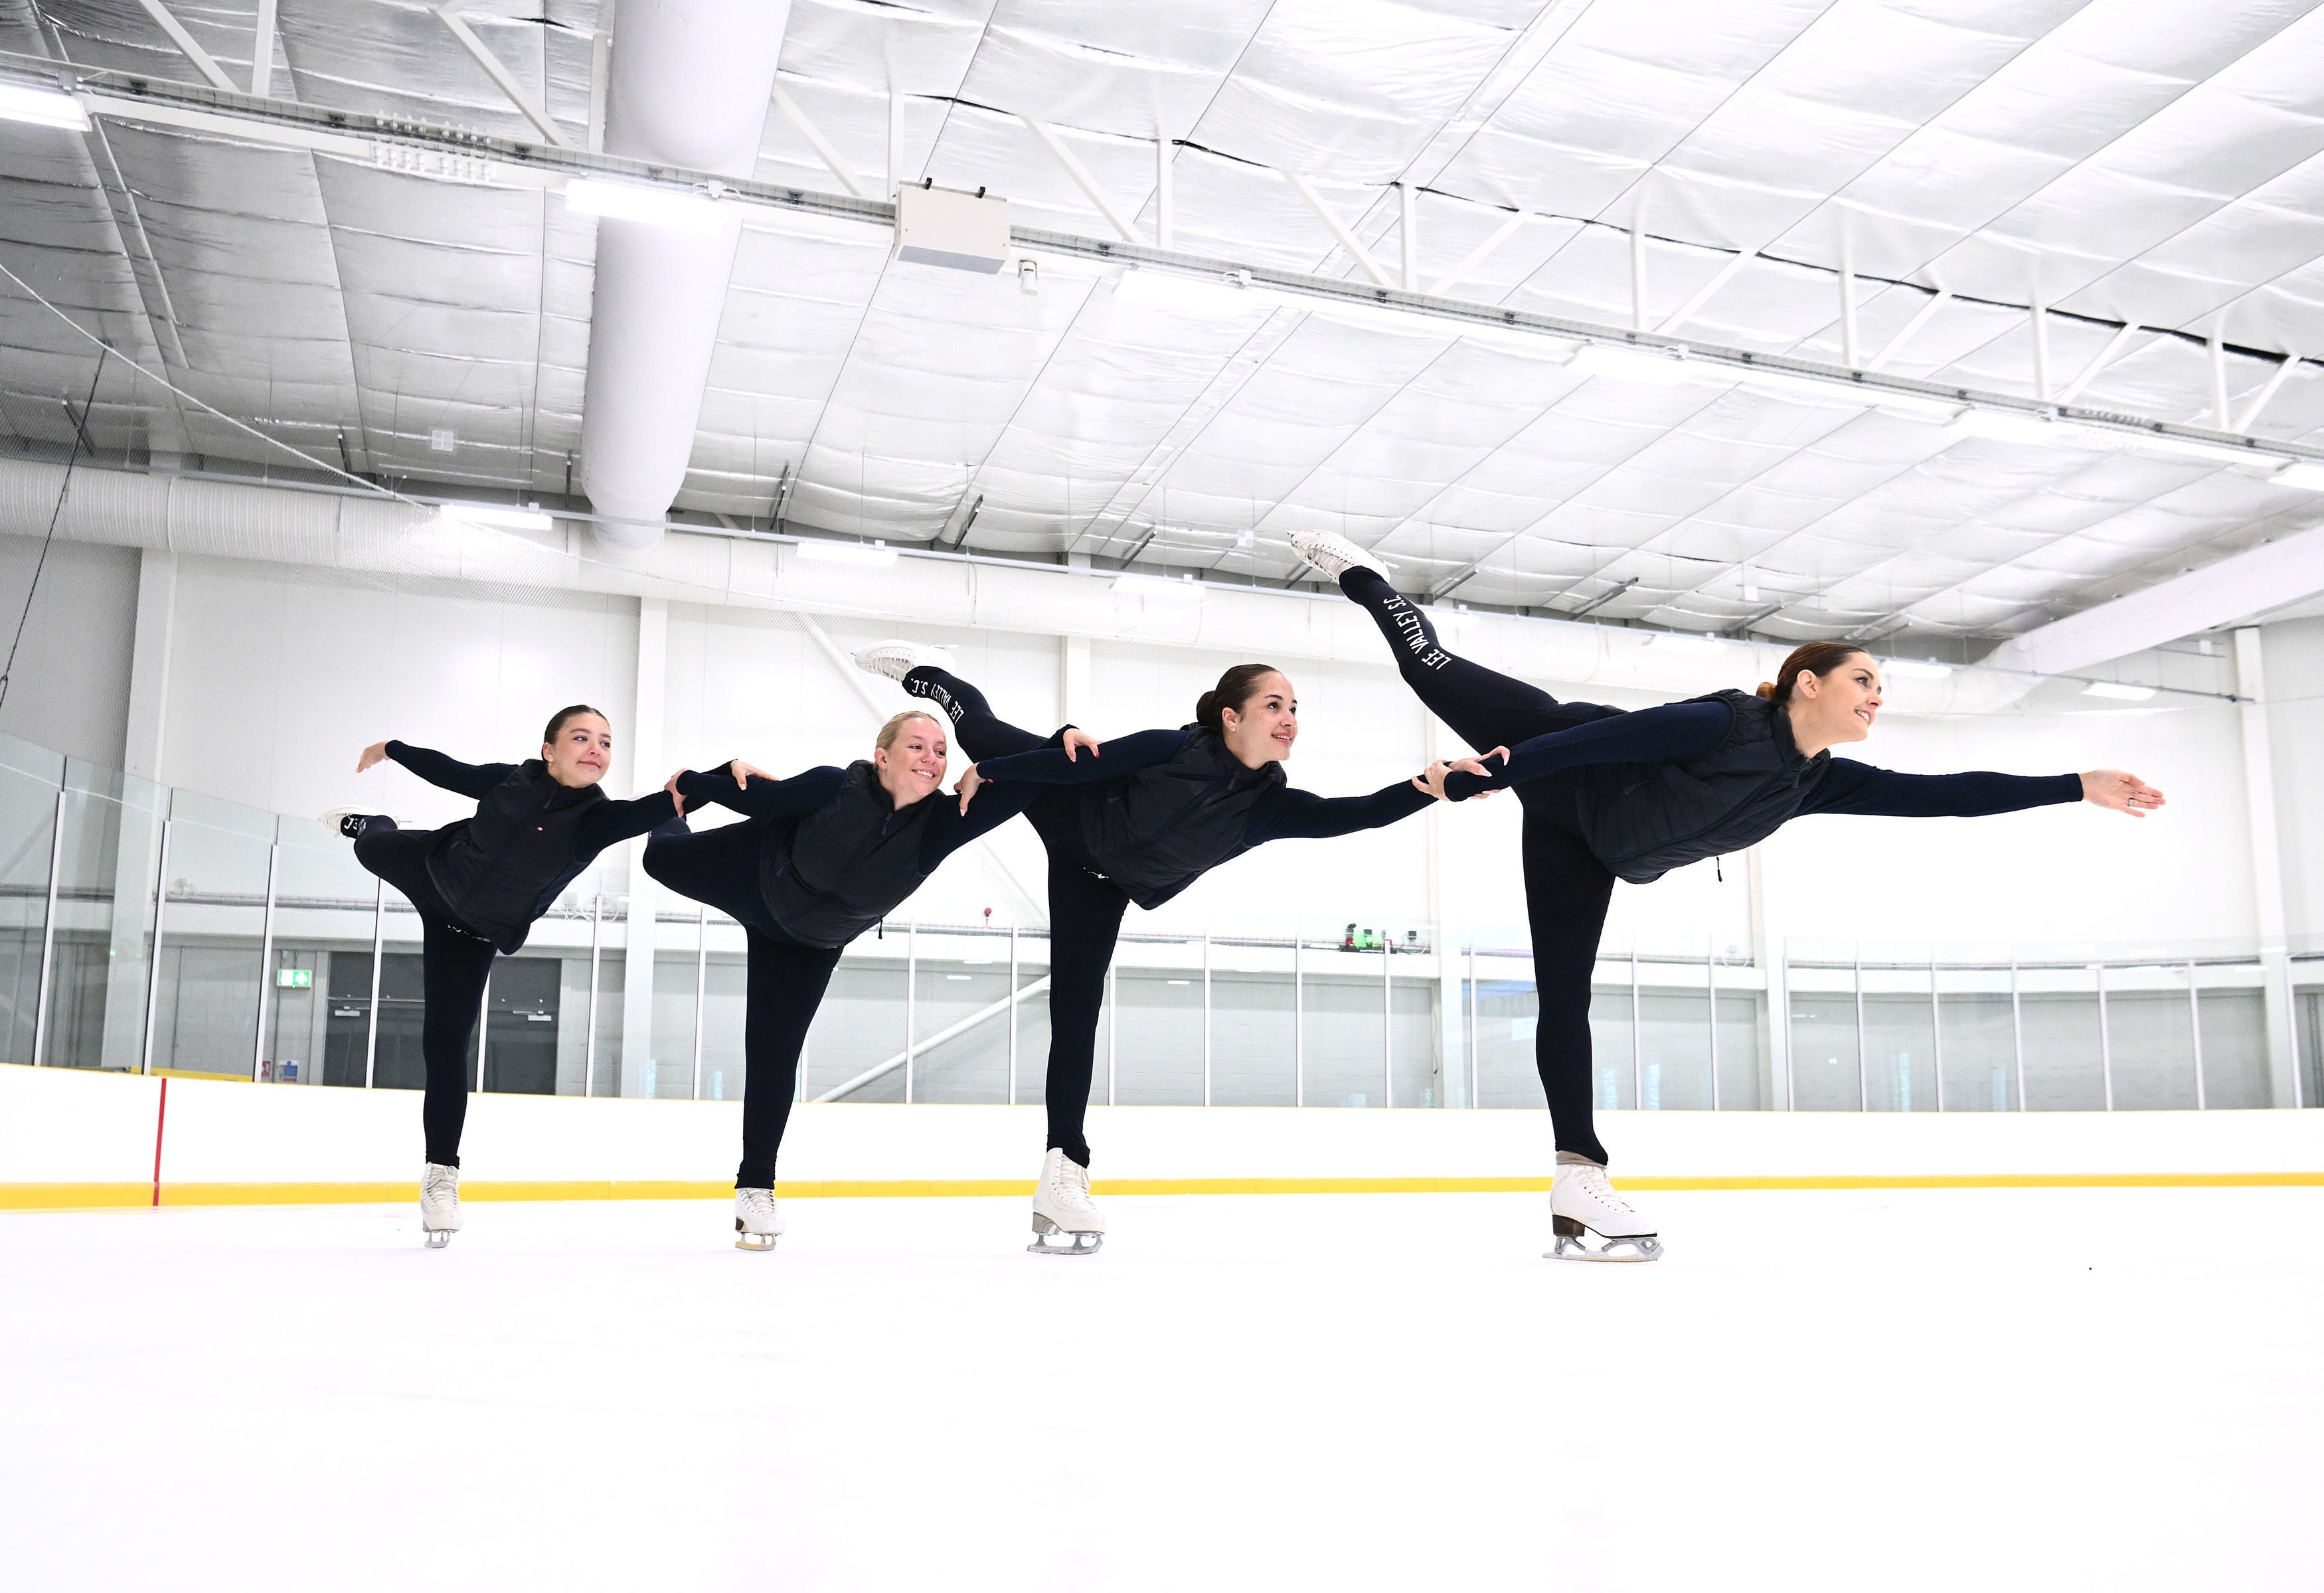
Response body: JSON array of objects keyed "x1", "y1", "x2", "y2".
[
  {"x1": 1787, "y1": 651, "x2": 1882, "y2": 753},
  {"x1": 872, "y1": 714, "x2": 949, "y2": 807},
  {"x1": 541, "y1": 713, "x2": 612, "y2": 789},
  {"x1": 1219, "y1": 671, "x2": 1298, "y2": 768}
]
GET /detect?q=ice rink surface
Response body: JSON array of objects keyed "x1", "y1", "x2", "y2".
[{"x1": 4, "y1": 1187, "x2": 2318, "y2": 1593}]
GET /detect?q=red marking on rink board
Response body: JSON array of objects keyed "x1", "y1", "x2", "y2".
[{"x1": 151, "y1": 1076, "x2": 167, "y2": 1208}]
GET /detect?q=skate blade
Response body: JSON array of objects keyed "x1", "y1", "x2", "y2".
[
  {"x1": 1544, "y1": 1233, "x2": 1662, "y2": 1263},
  {"x1": 1028, "y1": 1213, "x2": 1103, "y2": 1256},
  {"x1": 424, "y1": 1228, "x2": 452, "y2": 1250},
  {"x1": 734, "y1": 1233, "x2": 778, "y2": 1252}
]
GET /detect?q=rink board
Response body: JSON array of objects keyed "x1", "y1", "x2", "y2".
[{"x1": 4, "y1": 1061, "x2": 2322, "y2": 1208}]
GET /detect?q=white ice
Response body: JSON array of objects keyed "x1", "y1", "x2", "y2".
[{"x1": 3, "y1": 1189, "x2": 2319, "y2": 1592}]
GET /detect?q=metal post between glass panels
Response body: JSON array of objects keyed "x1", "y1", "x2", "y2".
[
  {"x1": 1629, "y1": 945, "x2": 1641, "y2": 1108},
  {"x1": 1106, "y1": 960, "x2": 1116, "y2": 1105},
  {"x1": 1201, "y1": 932, "x2": 1212, "y2": 1108},
  {"x1": 2095, "y1": 962, "x2": 2113, "y2": 1112},
  {"x1": 364, "y1": 875, "x2": 384, "y2": 1088},
  {"x1": 2010, "y1": 957, "x2": 2025, "y2": 1112},
  {"x1": 1465, "y1": 936, "x2": 1476, "y2": 1110},
  {"x1": 1782, "y1": 938, "x2": 1795, "y2": 1110},
  {"x1": 692, "y1": 904, "x2": 708, "y2": 1102},
  {"x1": 584, "y1": 890, "x2": 602, "y2": 1098},
  {"x1": 251, "y1": 841, "x2": 280, "y2": 1082},
  {"x1": 1706, "y1": 940, "x2": 1719, "y2": 1112},
  {"x1": 1853, "y1": 946, "x2": 1867, "y2": 1112},
  {"x1": 903, "y1": 920, "x2": 916, "y2": 1105},
  {"x1": 2188, "y1": 959, "x2": 2206, "y2": 1110},
  {"x1": 139, "y1": 817, "x2": 175, "y2": 1076},
  {"x1": 1007, "y1": 924, "x2": 1019, "y2": 1106},
  {"x1": 1380, "y1": 936, "x2": 1392, "y2": 1109},
  {"x1": 32, "y1": 789, "x2": 63, "y2": 1066},
  {"x1": 1293, "y1": 927, "x2": 1305, "y2": 1108},
  {"x1": 1930, "y1": 954, "x2": 1944, "y2": 1114}
]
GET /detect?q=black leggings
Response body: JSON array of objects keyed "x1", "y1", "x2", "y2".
[
  {"x1": 351, "y1": 820, "x2": 499, "y2": 1169},
  {"x1": 641, "y1": 819, "x2": 843, "y2": 1187},
  {"x1": 906, "y1": 667, "x2": 1125, "y2": 1168},
  {"x1": 1339, "y1": 568, "x2": 1619, "y2": 1165}
]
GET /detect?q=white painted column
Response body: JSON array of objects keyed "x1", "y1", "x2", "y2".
[
  {"x1": 1747, "y1": 842, "x2": 1791, "y2": 1111},
  {"x1": 1423, "y1": 714, "x2": 1461, "y2": 1106},
  {"x1": 2234, "y1": 628, "x2": 2299, "y2": 1105},
  {"x1": 1058, "y1": 632, "x2": 1091, "y2": 729},
  {"x1": 619, "y1": 598, "x2": 669, "y2": 1097},
  {"x1": 102, "y1": 550, "x2": 177, "y2": 1072}
]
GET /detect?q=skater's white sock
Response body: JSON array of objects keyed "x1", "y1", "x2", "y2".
[{"x1": 1555, "y1": 1151, "x2": 1605, "y2": 1167}]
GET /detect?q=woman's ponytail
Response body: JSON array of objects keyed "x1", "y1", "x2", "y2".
[{"x1": 1754, "y1": 681, "x2": 1777, "y2": 701}]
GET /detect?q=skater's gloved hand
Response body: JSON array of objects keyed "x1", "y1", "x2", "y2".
[
  {"x1": 2081, "y1": 769, "x2": 2165, "y2": 817},
  {"x1": 955, "y1": 763, "x2": 987, "y2": 815},
  {"x1": 1420, "y1": 747, "x2": 1508, "y2": 802},
  {"x1": 357, "y1": 740, "x2": 390, "y2": 774},
  {"x1": 1061, "y1": 728, "x2": 1102, "y2": 762}
]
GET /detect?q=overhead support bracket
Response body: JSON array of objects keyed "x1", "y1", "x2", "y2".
[
  {"x1": 434, "y1": 4, "x2": 573, "y2": 149},
  {"x1": 1866, "y1": 286, "x2": 1950, "y2": 371},
  {"x1": 2055, "y1": 323, "x2": 2147, "y2": 406},
  {"x1": 1657, "y1": 246, "x2": 1758, "y2": 335},
  {"x1": 772, "y1": 85, "x2": 867, "y2": 199},
  {"x1": 1022, "y1": 115, "x2": 1145, "y2": 246},
  {"x1": 135, "y1": 0, "x2": 238, "y2": 93},
  {"x1": 2234, "y1": 353, "x2": 2301, "y2": 432},
  {"x1": 1430, "y1": 207, "x2": 1529, "y2": 297},
  {"x1": 250, "y1": 0, "x2": 277, "y2": 98},
  {"x1": 1286, "y1": 171, "x2": 1391, "y2": 289}
]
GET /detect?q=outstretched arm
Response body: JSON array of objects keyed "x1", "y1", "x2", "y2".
[
  {"x1": 1442, "y1": 701, "x2": 1731, "y2": 800},
  {"x1": 973, "y1": 728, "x2": 1192, "y2": 787},
  {"x1": 373, "y1": 740, "x2": 515, "y2": 799},
  {"x1": 1249, "y1": 780, "x2": 1434, "y2": 843},
  {"x1": 1804, "y1": 761, "x2": 2140, "y2": 819},
  {"x1": 577, "y1": 788, "x2": 683, "y2": 851},
  {"x1": 675, "y1": 762, "x2": 849, "y2": 820}
]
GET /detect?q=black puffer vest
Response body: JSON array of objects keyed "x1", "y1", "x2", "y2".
[
  {"x1": 425, "y1": 761, "x2": 605, "y2": 945},
  {"x1": 1072, "y1": 728, "x2": 1286, "y2": 908},
  {"x1": 760, "y1": 762, "x2": 939, "y2": 948},
  {"x1": 1574, "y1": 689, "x2": 1831, "y2": 883}
]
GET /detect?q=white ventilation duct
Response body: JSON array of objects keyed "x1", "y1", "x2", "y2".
[
  {"x1": 579, "y1": 0, "x2": 792, "y2": 551},
  {"x1": 0, "y1": 460, "x2": 2062, "y2": 718}
]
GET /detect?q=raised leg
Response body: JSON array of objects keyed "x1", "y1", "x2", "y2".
[
  {"x1": 1336, "y1": 568, "x2": 1600, "y2": 756},
  {"x1": 902, "y1": 665, "x2": 1050, "y2": 764}
]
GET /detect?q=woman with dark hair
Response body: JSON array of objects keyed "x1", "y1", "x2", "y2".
[
  {"x1": 854, "y1": 642, "x2": 1495, "y2": 1255},
  {"x1": 329, "y1": 706, "x2": 689, "y2": 1247},
  {"x1": 644, "y1": 708, "x2": 1156, "y2": 1250},
  {"x1": 1291, "y1": 530, "x2": 2165, "y2": 1262}
]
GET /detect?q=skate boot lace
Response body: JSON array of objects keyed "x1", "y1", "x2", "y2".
[
  {"x1": 1573, "y1": 1165, "x2": 1633, "y2": 1214},
  {"x1": 423, "y1": 1166, "x2": 458, "y2": 1207}
]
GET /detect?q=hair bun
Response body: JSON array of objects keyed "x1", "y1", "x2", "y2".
[{"x1": 1754, "y1": 681, "x2": 1776, "y2": 700}]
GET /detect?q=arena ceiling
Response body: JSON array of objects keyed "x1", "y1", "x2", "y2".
[{"x1": 5, "y1": 0, "x2": 2324, "y2": 655}]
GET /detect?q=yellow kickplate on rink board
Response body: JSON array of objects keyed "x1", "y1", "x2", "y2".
[{"x1": 5, "y1": 1171, "x2": 2324, "y2": 1211}]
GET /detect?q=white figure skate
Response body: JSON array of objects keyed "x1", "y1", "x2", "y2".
[
  {"x1": 734, "y1": 1187, "x2": 782, "y2": 1252},
  {"x1": 1546, "y1": 1162, "x2": 1661, "y2": 1262},
  {"x1": 1029, "y1": 1148, "x2": 1104, "y2": 1256},
  {"x1": 851, "y1": 639, "x2": 956, "y2": 684},
  {"x1": 318, "y1": 807, "x2": 374, "y2": 840},
  {"x1": 420, "y1": 1162, "x2": 462, "y2": 1249},
  {"x1": 1289, "y1": 529, "x2": 1394, "y2": 582}
]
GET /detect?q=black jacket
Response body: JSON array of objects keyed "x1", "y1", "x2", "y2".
[
  {"x1": 1068, "y1": 728, "x2": 1289, "y2": 908},
  {"x1": 760, "y1": 762, "x2": 947, "y2": 948},
  {"x1": 1574, "y1": 690, "x2": 1830, "y2": 883}
]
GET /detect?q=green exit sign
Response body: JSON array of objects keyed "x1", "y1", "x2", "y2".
[{"x1": 276, "y1": 967, "x2": 313, "y2": 989}]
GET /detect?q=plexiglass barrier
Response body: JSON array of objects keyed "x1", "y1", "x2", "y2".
[{"x1": 5, "y1": 728, "x2": 2317, "y2": 1111}]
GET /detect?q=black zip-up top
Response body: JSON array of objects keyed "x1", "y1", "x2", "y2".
[
  {"x1": 760, "y1": 762, "x2": 945, "y2": 948},
  {"x1": 386, "y1": 742, "x2": 678, "y2": 952},
  {"x1": 1574, "y1": 690, "x2": 1828, "y2": 882},
  {"x1": 1070, "y1": 726, "x2": 1289, "y2": 908}
]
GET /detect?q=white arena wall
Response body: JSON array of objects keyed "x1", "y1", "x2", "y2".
[{"x1": 6, "y1": 1062, "x2": 2320, "y2": 1211}]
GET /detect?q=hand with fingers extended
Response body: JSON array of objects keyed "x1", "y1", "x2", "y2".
[
  {"x1": 1060, "y1": 728, "x2": 1102, "y2": 761},
  {"x1": 726, "y1": 759, "x2": 774, "y2": 788},
  {"x1": 954, "y1": 763, "x2": 987, "y2": 815},
  {"x1": 1415, "y1": 748, "x2": 1509, "y2": 801},
  {"x1": 2081, "y1": 769, "x2": 2166, "y2": 817},
  {"x1": 664, "y1": 770, "x2": 690, "y2": 815},
  {"x1": 357, "y1": 740, "x2": 390, "y2": 774}
]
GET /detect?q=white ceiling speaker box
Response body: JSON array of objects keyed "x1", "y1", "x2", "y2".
[{"x1": 892, "y1": 185, "x2": 1012, "y2": 274}]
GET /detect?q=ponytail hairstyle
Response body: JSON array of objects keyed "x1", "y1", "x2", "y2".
[
  {"x1": 1195, "y1": 663, "x2": 1285, "y2": 735},
  {"x1": 876, "y1": 710, "x2": 943, "y2": 754},
  {"x1": 1755, "y1": 643, "x2": 1871, "y2": 707},
  {"x1": 542, "y1": 704, "x2": 608, "y2": 745}
]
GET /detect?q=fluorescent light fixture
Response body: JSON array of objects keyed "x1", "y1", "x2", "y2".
[
  {"x1": 2123, "y1": 432, "x2": 2281, "y2": 469},
  {"x1": 1946, "y1": 406, "x2": 2062, "y2": 446},
  {"x1": 2274, "y1": 461, "x2": 2324, "y2": 491},
  {"x1": 0, "y1": 82, "x2": 90, "y2": 131},
  {"x1": 797, "y1": 540, "x2": 898, "y2": 568},
  {"x1": 1567, "y1": 343, "x2": 1727, "y2": 387},
  {"x1": 1641, "y1": 630, "x2": 1729, "y2": 653},
  {"x1": 440, "y1": 503, "x2": 553, "y2": 533},
  {"x1": 1111, "y1": 267, "x2": 1279, "y2": 317},
  {"x1": 2081, "y1": 681, "x2": 2157, "y2": 701},
  {"x1": 1880, "y1": 658, "x2": 1954, "y2": 679},
  {"x1": 564, "y1": 177, "x2": 729, "y2": 233}
]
